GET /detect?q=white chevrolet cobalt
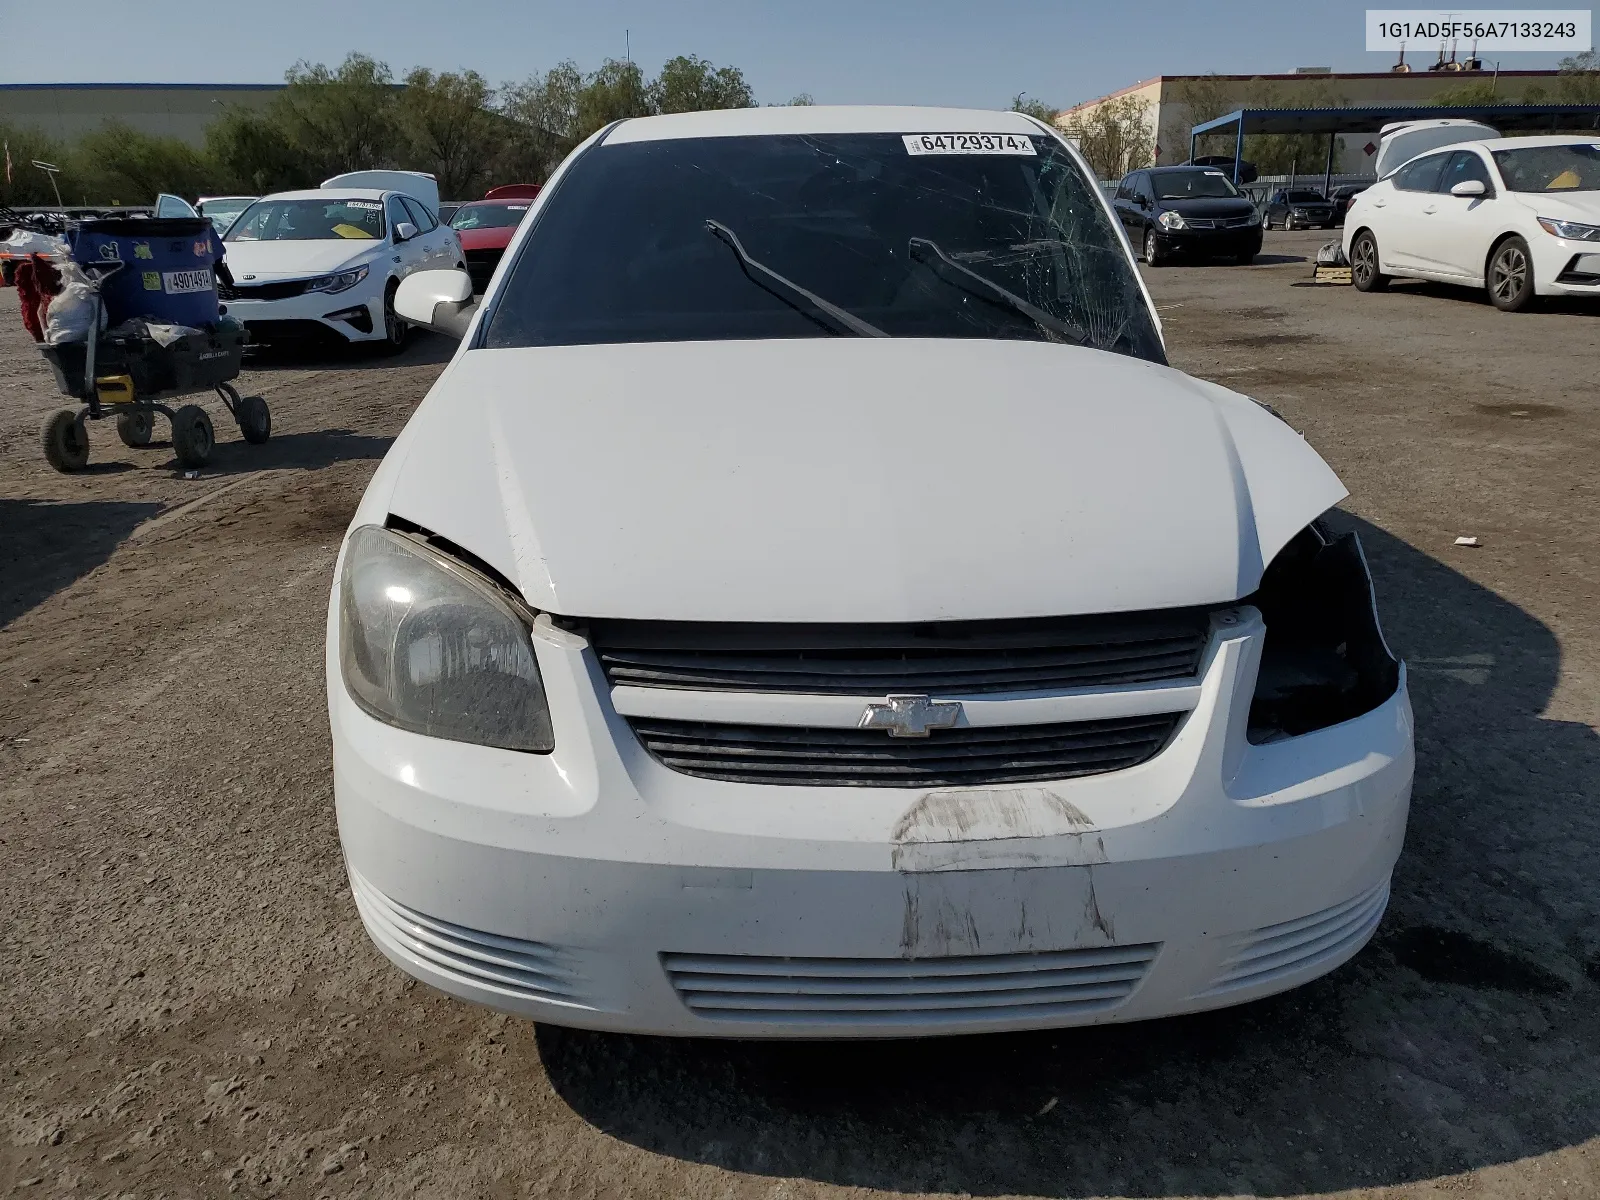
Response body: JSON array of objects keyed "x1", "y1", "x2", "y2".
[
  {"x1": 1346, "y1": 135, "x2": 1600, "y2": 311},
  {"x1": 329, "y1": 106, "x2": 1413, "y2": 1038},
  {"x1": 222, "y1": 182, "x2": 463, "y2": 350}
]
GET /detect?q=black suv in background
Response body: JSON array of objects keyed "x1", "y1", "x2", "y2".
[
  {"x1": 1113, "y1": 166, "x2": 1263, "y2": 266},
  {"x1": 1263, "y1": 188, "x2": 1338, "y2": 230}
]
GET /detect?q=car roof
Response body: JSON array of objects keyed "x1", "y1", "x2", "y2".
[
  {"x1": 1149, "y1": 165, "x2": 1224, "y2": 174},
  {"x1": 257, "y1": 188, "x2": 391, "y2": 202},
  {"x1": 606, "y1": 105, "x2": 1045, "y2": 144},
  {"x1": 1477, "y1": 134, "x2": 1600, "y2": 151}
]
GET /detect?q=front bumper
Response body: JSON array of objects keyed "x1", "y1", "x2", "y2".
[
  {"x1": 226, "y1": 285, "x2": 384, "y2": 344},
  {"x1": 329, "y1": 598, "x2": 1414, "y2": 1039},
  {"x1": 1152, "y1": 227, "x2": 1263, "y2": 257},
  {"x1": 1537, "y1": 241, "x2": 1600, "y2": 296}
]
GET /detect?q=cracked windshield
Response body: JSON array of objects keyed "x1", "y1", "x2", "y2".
[{"x1": 484, "y1": 133, "x2": 1165, "y2": 363}]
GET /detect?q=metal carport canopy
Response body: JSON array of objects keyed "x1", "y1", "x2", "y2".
[{"x1": 1190, "y1": 103, "x2": 1600, "y2": 183}]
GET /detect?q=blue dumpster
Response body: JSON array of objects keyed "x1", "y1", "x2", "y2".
[{"x1": 67, "y1": 217, "x2": 223, "y2": 328}]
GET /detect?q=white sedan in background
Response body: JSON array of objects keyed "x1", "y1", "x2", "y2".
[
  {"x1": 221, "y1": 188, "x2": 464, "y2": 350},
  {"x1": 1345, "y1": 136, "x2": 1600, "y2": 311}
]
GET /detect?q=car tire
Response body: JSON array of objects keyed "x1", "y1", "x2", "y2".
[
  {"x1": 378, "y1": 280, "x2": 410, "y2": 355},
  {"x1": 42, "y1": 409, "x2": 89, "y2": 472},
  {"x1": 1488, "y1": 236, "x2": 1537, "y2": 312},
  {"x1": 1351, "y1": 230, "x2": 1389, "y2": 292},
  {"x1": 171, "y1": 405, "x2": 214, "y2": 469},
  {"x1": 1143, "y1": 228, "x2": 1166, "y2": 267}
]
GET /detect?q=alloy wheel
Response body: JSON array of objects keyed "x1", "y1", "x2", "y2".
[{"x1": 1492, "y1": 245, "x2": 1528, "y2": 303}]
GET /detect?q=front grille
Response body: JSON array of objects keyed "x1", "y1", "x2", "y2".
[
  {"x1": 1185, "y1": 215, "x2": 1257, "y2": 230},
  {"x1": 662, "y1": 944, "x2": 1160, "y2": 1027},
  {"x1": 218, "y1": 279, "x2": 309, "y2": 301},
  {"x1": 1196, "y1": 876, "x2": 1389, "y2": 997},
  {"x1": 628, "y1": 712, "x2": 1182, "y2": 787},
  {"x1": 585, "y1": 610, "x2": 1211, "y2": 696},
  {"x1": 350, "y1": 869, "x2": 590, "y2": 1007}
]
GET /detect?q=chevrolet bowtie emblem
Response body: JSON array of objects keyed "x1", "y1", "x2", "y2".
[{"x1": 859, "y1": 694, "x2": 962, "y2": 738}]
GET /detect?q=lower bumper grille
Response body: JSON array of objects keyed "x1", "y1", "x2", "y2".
[
  {"x1": 240, "y1": 318, "x2": 351, "y2": 344},
  {"x1": 219, "y1": 279, "x2": 308, "y2": 301},
  {"x1": 628, "y1": 712, "x2": 1182, "y2": 787},
  {"x1": 663, "y1": 945, "x2": 1159, "y2": 1027},
  {"x1": 1198, "y1": 876, "x2": 1389, "y2": 997},
  {"x1": 350, "y1": 870, "x2": 589, "y2": 1007}
]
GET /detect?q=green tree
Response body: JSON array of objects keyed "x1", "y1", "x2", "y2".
[
  {"x1": 500, "y1": 60, "x2": 585, "y2": 180},
  {"x1": 274, "y1": 53, "x2": 402, "y2": 178},
  {"x1": 784, "y1": 94, "x2": 816, "y2": 106},
  {"x1": 398, "y1": 68, "x2": 503, "y2": 199},
  {"x1": 652, "y1": 55, "x2": 754, "y2": 114},
  {"x1": 70, "y1": 121, "x2": 217, "y2": 206},
  {"x1": 1009, "y1": 93, "x2": 1059, "y2": 123},
  {"x1": 205, "y1": 106, "x2": 308, "y2": 194},
  {"x1": 1557, "y1": 49, "x2": 1600, "y2": 102},
  {"x1": 575, "y1": 58, "x2": 653, "y2": 140},
  {"x1": 0, "y1": 122, "x2": 70, "y2": 206},
  {"x1": 1060, "y1": 95, "x2": 1154, "y2": 179}
]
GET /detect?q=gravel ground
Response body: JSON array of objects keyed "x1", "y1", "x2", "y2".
[{"x1": 2, "y1": 228, "x2": 1597, "y2": 1199}]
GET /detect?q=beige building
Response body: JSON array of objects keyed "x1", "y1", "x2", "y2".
[
  {"x1": 1056, "y1": 69, "x2": 1568, "y2": 173},
  {"x1": 0, "y1": 84, "x2": 283, "y2": 147}
]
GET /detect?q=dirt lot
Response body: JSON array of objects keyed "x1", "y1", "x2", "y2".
[{"x1": 2, "y1": 228, "x2": 1598, "y2": 1199}]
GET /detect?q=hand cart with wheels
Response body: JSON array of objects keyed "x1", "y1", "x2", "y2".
[{"x1": 36, "y1": 263, "x2": 270, "y2": 473}]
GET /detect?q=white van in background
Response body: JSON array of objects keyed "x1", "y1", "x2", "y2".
[
  {"x1": 321, "y1": 171, "x2": 441, "y2": 218},
  {"x1": 1372, "y1": 120, "x2": 1499, "y2": 179}
]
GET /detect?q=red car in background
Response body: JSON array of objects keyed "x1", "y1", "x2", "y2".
[{"x1": 449, "y1": 185, "x2": 540, "y2": 291}]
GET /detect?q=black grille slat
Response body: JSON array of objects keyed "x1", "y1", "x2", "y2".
[
  {"x1": 587, "y1": 610, "x2": 1210, "y2": 696},
  {"x1": 629, "y1": 714, "x2": 1182, "y2": 787}
]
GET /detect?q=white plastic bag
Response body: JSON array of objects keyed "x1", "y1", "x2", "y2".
[{"x1": 43, "y1": 260, "x2": 108, "y2": 345}]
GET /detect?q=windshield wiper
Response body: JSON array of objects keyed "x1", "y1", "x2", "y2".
[
  {"x1": 907, "y1": 236, "x2": 1090, "y2": 347},
  {"x1": 705, "y1": 219, "x2": 886, "y2": 338}
]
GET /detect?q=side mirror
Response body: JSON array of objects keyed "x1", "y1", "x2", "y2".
[
  {"x1": 395, "y1": 269, "x2": 479, "y2": 339},
  {"x1": 1450, "y1": 180, "x2": 1487, "y2": 198},
  {"x1": 394, "y1": 221, "x2": 418, "y2": 243}
]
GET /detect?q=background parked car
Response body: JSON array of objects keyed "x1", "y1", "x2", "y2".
[
  {"x1": 1329, "y1": 184, "x2": 1370, "y2": 225},
  {"x1": 449, "y1": 190, "x2": 540, "y2": 291},
  {"x1": 1113, "y1": 166, "x2": 1262, "y2": 266},
  {"x1": 196, "y1": 195, "x2": 257, "y2": 237},
  {"x1": 1345, "y1": 136, "x2": 1600, "y2": 312},
  {"x1": 221, "y1": 185, "x2": 463, "y2": 350},
  {"x1": 1264, "y1": 189, "x2": 1338, "y2": 230}
]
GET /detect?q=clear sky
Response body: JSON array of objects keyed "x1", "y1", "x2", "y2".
[{"x1": 2, "y1": 0, "x2": 1582, "y2": 107}]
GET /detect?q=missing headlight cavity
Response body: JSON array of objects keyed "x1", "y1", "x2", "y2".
[{"x1": 1244, "y1": 522, "x2": 1399, "y2": 743}]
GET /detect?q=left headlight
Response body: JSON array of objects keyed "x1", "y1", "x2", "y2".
[
  {"x1": 307, "y1": 265, "x2": 370, "y2": 294},
  {"x1": 1536, "y1": 216, "x2": 1600, "y2": 242},
  {"x1": 339, "y1": 525, "x2": 555, "y2": 752},
  {"x1": 1158, "y1": 210, "x2": 1186, "y2": 230}
]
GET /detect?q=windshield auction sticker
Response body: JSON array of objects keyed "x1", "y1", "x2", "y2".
[
  {"x1": 1366, "y1": 10, "x2": 1590, "y2": 51},
  {"x1": 903, "y1": 133, "x2": 1037, "y2": 156}
]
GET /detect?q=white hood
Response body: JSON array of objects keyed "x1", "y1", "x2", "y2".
[
  {"x1": 1514, "y1": 190, "x2": 1600, "y2": 223},
  {"x1": 221, "y1": 239, "x2": 378, "y2": 280},
  {"x1": 380, "y1": 339, "x2": 1347, "y2": 623}
]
